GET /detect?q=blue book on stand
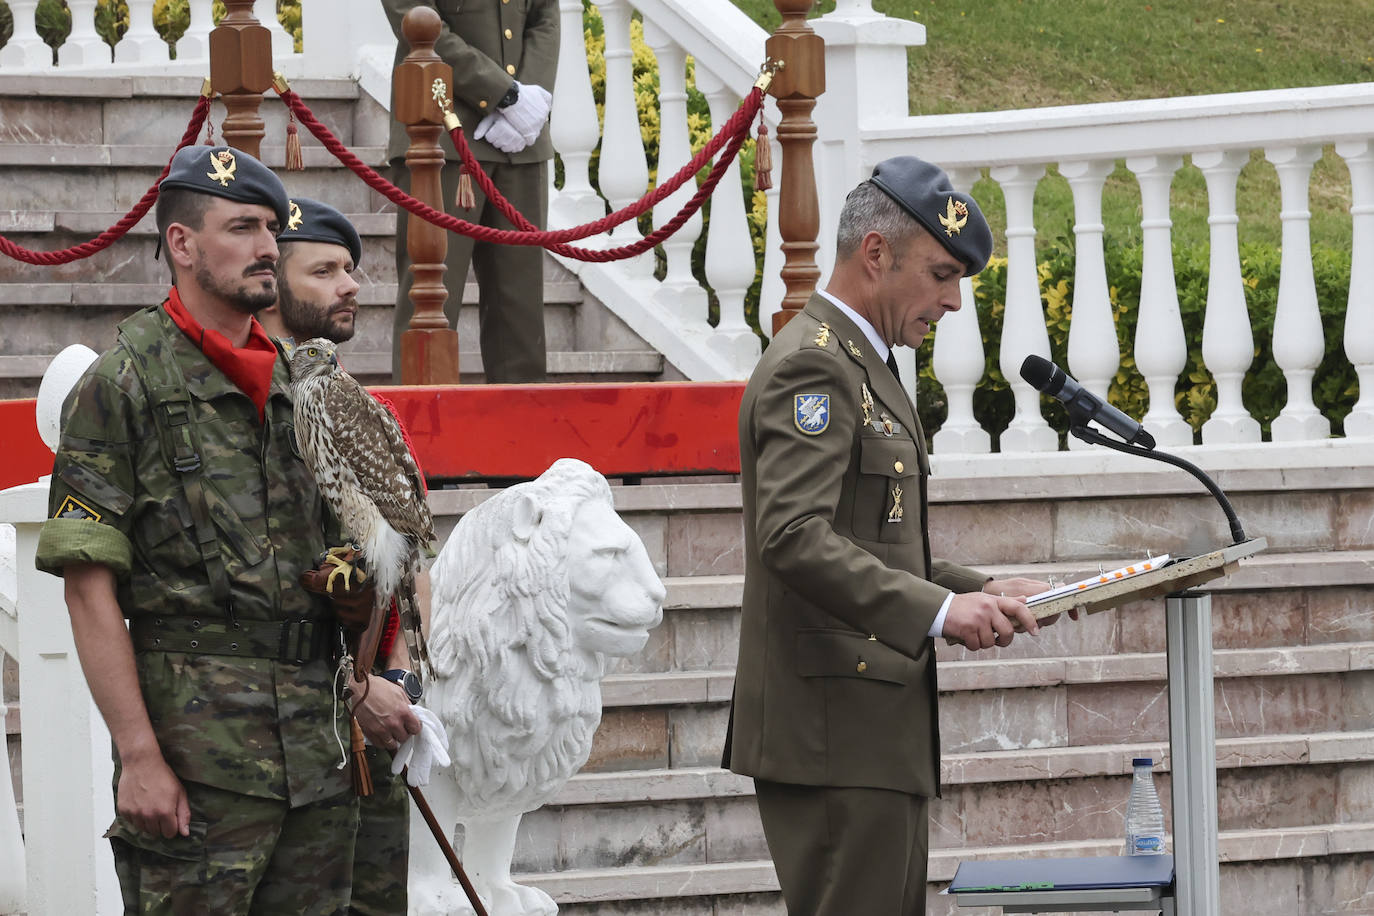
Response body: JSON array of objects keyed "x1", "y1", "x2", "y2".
[{"x1": 949, "y1": 854, "x2": 1174, "y2": 894}]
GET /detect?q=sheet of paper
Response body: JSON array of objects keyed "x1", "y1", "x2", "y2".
[{"x1": 1026, "y1": 555, "x2": 1173, "y2": 606}]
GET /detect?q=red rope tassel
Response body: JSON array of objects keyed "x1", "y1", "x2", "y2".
[
  {"x1": 754, "y1": 119, "x2": 773, "y2": 191},
  {"x1": 285, "y1": 112, "x2": 304, "y2": 171},
  {"x1": 456, "y1": 163, "x2": 476, "y2": 211}
]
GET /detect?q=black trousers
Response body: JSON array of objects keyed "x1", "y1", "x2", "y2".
[{"x1": 755, "y1": 778, "x2": 931, "y2": 915}]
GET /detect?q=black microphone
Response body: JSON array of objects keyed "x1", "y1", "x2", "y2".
[{"x1": 1019, "y1": 354, "x2": 1157, "y2": 450}]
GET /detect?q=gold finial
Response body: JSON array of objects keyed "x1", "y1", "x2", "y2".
[
  {"x1": 754, "y1": 58, "x2": 785, "y2": 92},
  {"x1": 200, "y1": 77, "x2": 213, "y2": 98},
  {"x1": 272, "y1": 71, "x2": 291, "y2": 95},
  {"x1": 432, "y1": 78, "x2": 461, "y2": 131}
]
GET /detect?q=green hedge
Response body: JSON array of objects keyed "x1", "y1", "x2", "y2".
[{"x1": 914, "y1": 238, "x2": 1359, "y2": 447}]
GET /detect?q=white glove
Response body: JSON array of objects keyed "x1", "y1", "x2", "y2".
[
  {"x1": 390, "y1": 705, "x2": 451, "y2": 787},
  {"x1": 499, "y1": 81, "x2": 553, "y2": 145},
  {"x1": 474, "y1": 111, "x2": 529, "y2": 154}
]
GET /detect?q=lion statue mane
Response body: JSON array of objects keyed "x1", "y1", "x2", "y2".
[{"x1": 409, "y1": 458, "x2": 665, "y2": 916}]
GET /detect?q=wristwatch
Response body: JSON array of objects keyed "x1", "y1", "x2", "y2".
[
  {"x1": 498, "y1": 82, "x2": 519, "y2": 109},
  {"x1": 381, "y1": 668, "x2": 423, "y2": 703}
]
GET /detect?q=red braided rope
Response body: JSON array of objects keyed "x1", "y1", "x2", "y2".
[
  {"x1": 449, "y1": 88, "x2": 763, "y2": 240},
  {"x1": 0, "y1": 96, "x2": 212, "y2": 265},
  {"x1": 277, "y1": 88, "x2": 762, "y2": 262}
]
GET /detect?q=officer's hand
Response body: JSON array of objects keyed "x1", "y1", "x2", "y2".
[
  {"x1": 351, "y1": 674, "x2": 421, "y2": 750},
  {"x1": 943, "y1": 591, "x2": 1039, "y2": 651},
  {"x1": 474, "y1": 112, "x2": 528, "y2": 154},
  {"x1": 984, "y1": 576, "x2": 1079, "y2": 626},
  {"x1": 116, "y1": 748, "x2": 190, "y2": 838},
  {"x1": 391, "y1": 705, "x2": 452, "y2": 787}
]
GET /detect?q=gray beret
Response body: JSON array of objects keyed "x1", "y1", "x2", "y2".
[
  {"x1": 277, "y1": 197, "x2": 363, "y2": 269},
  {"x1": 869, "y1": 156, "x2": 993, "y2": 275},
  {"x1": 159, "y1": 145, "x2": 290, "y2": 231}
]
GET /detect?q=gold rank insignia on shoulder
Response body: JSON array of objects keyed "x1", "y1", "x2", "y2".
[
  {"x1": 888, "y1": 484, "x2": 904, "y2": 523},
  {"x1": 939, "y1": 196, "x2": 969, "y2": 237},
  {"x1": 847, "y1": 339, "x2": 862, "y2": 359},
  {"x1": 860, "y1": 383, "x2": 874, "y2": 425},
  {"x1": 54, "y1": 494, "x2": 102, "y2": 522},
  {"x1": 287, "y1": 200, "x2": 304, "y2": 231},
  {"x1": 812, "y1": 322, "x2": 832, "y2": 348},
  {"x1": 794, "y1": 393, "x2": 830, "y2": 435}
]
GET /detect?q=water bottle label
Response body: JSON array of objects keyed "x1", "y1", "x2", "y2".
[{"x1": 1132, "y1": 835, "x2": 1163, "y2": 853}]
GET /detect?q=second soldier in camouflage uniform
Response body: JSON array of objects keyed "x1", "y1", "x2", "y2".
[{"x1": 36, "y1": 146, "x2": 360, "y2": 915}]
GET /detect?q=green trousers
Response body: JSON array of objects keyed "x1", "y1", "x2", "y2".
[{"x1": 348, "y1": 746, "x2": 410, "y2": 916}]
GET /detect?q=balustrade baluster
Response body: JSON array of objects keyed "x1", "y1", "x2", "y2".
[
  {"x1": 991, "y1": 163, "x2": 1057, "y2": 452},
  {"x1": 1194, "y1": 149, "x2": 1260, "y2": 444},
  {"x1": 697, "y1": 64, "x2": 763, "y2": 374},
  {"x1": 0, "y1": 1, "x2": 51, "y2": 69},
  {"x1": 931, "y1": 166, "x2": 990, "y2": 455},
  {"x1": 596, "y1": 0, "x2": 652, "y2": 276},
  {"x1": 114, "y1": 0, "x2": 170, "y2": 65},
  {"x1": 1337, "y1": 140, "x2": 1374, "y2": 438},
  {"x1": 253, "y1": 0, "x2": 295, "y2": 57},
  {"x1": 0, "y1": 681, "x2": 23, "y2": 912},
  {"x1": 1059, "y1": 159, "x2": 1117, "y2": 449},
  {"x1": 1128, "y1": 154, "x2": 1192, "y2": 446},
  {"x1": 176, "y1": 0, "x2": 216, "y2": 62},
  {"x1": 641, "y1": 23, "x2": 706, "y2": 324},
  {"x1": 549, "y1": 0, "x2": 602, "y2": 227},
  {"x1": 759, "y1": 143, "x2": 784, "y2": 337},
  {"x1": 58, "y1": 0, "x2": 108, "y2": 67},
  {"x1": 1265, "y1": 145, "x2": 1330, "y2": 441}
]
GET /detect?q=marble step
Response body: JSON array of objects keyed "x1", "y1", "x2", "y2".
[{"x1": 513, "y1": 818, "x2": 1374, "y2": 916}]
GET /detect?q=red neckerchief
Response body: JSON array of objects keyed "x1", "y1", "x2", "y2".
[{"x1": 164, "y1": 287, "x2": 278, "y2": 422}]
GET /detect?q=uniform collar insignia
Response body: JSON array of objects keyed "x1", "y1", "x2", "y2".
[
  {"x1": 207, "y1": 149, "x2": 238, "y2": 187},
  {"x1": 847, "y1": 339, "x2": 862, "y2": 359},
  {"x1": 938, "y1": 196, "x2": 968, "y2": 237},
  {"x1": 812, "y1": 322, "x2": 832, "y2": 348}
]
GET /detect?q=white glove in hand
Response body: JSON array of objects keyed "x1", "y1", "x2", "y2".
[
  {"x1": 499, "y1": 81, "x2": 553, "y2": 145},
  {"x1": 473, "y1": 111, "x2": 528, "y2": 154},
  {"x1": 390, "y1": 705, "x2": 451, "y2": 787}
]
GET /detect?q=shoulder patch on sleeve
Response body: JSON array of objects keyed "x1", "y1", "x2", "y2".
[
  {"x1": 794, "y1": 393, "x2": 831, "y2": 435},
  {"x1": 54, "y1": 494, "x2": 102, "y2": 522}
]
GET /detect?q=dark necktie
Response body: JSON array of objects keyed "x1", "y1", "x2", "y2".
[{"x1": 886, "y1": 350, "x2": 901, "y2": 384}]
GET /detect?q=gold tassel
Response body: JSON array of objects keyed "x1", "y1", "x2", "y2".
[
  {"x1": 350, "y1": 717, "x2": 374, "y2": 797},
  {"x1": 285, "y1": 113, "x2": 305, "y2": 172},
  {"x1": 456, "y1": 164, "x2": 476, "y2": 211},
  {"x1": 754, "y1": 119, "x2": 773, "y2": 191}
]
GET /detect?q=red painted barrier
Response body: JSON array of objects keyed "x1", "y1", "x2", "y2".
[{"x1": 0, "y1": 382, "x2": 746, "y2": 491}]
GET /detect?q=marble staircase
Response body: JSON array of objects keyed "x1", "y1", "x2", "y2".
[{"x1": 0, "y1": 73, "x2": 668, "y2": 398}]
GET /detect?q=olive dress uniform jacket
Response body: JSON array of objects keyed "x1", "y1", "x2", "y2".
[
  {"x1": 35, "y1": 304, "x2": 349, "y2": 807},
  {"x1": 382, "y1": 0, "x2": 559, "y2": 165},
  {"x1": 724, "y1": 293, "x2": 988, "y2": 798}
]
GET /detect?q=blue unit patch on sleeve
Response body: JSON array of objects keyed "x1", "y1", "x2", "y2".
[
  {"x1": 54, "y1": 495, "x2": 102, "y2": 522},
  {"x1": 794, "y1": 393, "x2": 830, "y2": 435}
]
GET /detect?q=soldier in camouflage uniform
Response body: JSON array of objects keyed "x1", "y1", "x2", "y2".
[
  {"x1": 263, "y1": 196, "x2": 422, "y2": 916},
  {"x1": 35, "y1": 146, "x2": 365, "y2": 915}
]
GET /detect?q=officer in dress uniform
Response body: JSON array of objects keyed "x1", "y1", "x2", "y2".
[
  {"x1": 36, "y1": 146, "x2": 364, "y2": 915},
  {"x1": 724, "y1": 156, "x2": 1053, "y2": 914}
]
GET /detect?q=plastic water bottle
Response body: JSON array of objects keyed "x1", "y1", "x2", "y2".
[{"x1": 1123, "y1": 757, "x2": 1167, "y2": 855}]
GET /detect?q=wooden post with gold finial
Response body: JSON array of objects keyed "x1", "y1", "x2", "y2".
[
  {"x1": 209, "y1": 0, "x2": 273, "y2": 159},
  {"x1": 767, "y1": 1, "x2": 825, "y2": 335},
  {"x1": 395, "y1": 7, "x2": 459, "y2": 385}
]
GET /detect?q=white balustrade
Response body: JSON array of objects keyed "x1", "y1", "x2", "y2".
[
  {"x1": 59, "y1": 1, "x2": 109, "y2": 68},
  {"x1": 177, "y1": 0, "x2": 215, "y2": 63},
  {"x1": 1194, "y1": 149, "x2": 1260, "y2": 445},
  {"x1": 1128, "y1": 154, "x2": 1192, "y2": 447},
  {"x1": 1265, "y1": 144, "x2": 1330, "y2": 441},
  {"x1": 595, "y1": 0, "x2": 653, "y2": 277},
  {"x1": 932, "y1": 166, "x2": 990, "y2": 454},
  {"x1": 549, "y1": 0, "x2": 605, "y2": 228},
  {"x1": 254, "y1": 0, "x2": 295, "y2": 58},
  {"x1": 641, "y1": 21, "x2": 707, "y2": 325},
  {"x1": 1060, "y1": 158, "x2": 1118, "y2": 449},
  {"x1": 113, "y1": 0, "x2": 169, "y2": 65},
  {"x1": 758, "y1": 106, "x2": 784, "y2": 339},
  {"x1": 0, "y1": 1, "x2": 51, "y2": 70},
  {"x1": 1339, "y1": 140, "x2": 1374, "y2": 438},
  {"x1": 697, "y1": 64, "x2": 763, "y2": 372},
  {"x1": 992, "y1": 163, "x2": 1058, "y2": 452},
  {"x1": 0, "y1": 654, "x2": 23, "y2": 914}
]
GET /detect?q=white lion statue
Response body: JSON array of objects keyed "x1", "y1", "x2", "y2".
[{"x1": 409, "y1": 458, "x2": 666, "y2": 916}]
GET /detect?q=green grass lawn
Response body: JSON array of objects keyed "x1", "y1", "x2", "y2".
[{"x1": 732, "y1": 0, "x2": 1370, "y2": 253}]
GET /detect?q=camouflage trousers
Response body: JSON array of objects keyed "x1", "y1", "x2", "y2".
[
  {"x1": 349, "y1": 746, "x2": 410, "y2": 916},
  {"x1": 109, "y1": 780, "x2": 359, "y2": 915}
]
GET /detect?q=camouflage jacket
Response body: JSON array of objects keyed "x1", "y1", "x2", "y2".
[{"x1": 35, "y1": 304, "x2": 350, "y2": 806}]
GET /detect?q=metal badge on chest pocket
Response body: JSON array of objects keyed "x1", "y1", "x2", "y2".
[{"x1": 853, "y1": 435, "x2": 921, "y2": 544}]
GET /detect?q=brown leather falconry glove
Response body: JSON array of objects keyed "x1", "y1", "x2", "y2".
[{"x1": 300, "y1": 544, "x2": 377, "y2": 632}]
